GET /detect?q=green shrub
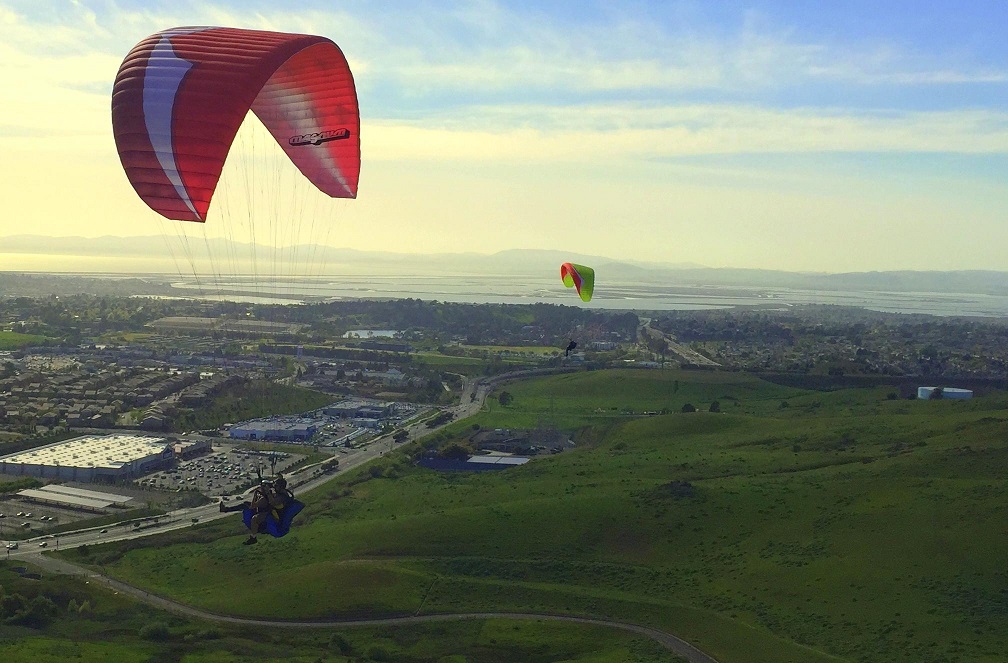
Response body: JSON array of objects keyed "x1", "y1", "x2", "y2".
[
  {"x1": 139, "y1": 621, "x2": 172, "y2": 641},
  {"x1": 329, "y1": 633, "x2": 353, "y2": 656}
]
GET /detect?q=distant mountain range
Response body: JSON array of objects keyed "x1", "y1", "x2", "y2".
[{"x1": 3, "y1": 234, "x2": 1008, "y2": 296}]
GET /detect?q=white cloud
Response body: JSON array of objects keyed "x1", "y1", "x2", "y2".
[
  {"x1": 807, "y1": 57, "x2": 1008, "y2": 85},
  {"x1": 3, "y1": 0, "x2": 1007, "y2": 160},
  {"x1": 362, "y1": 105, "x2": 1008, "y2": 163},
  {"x1": 331, "y1": 3, "x2": 1008, "y2": 97},
  {"x1": 3, "y1": 0, "x2": 1006, "y2": 127}
]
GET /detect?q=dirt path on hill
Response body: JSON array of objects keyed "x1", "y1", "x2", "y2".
[{"x1": 29, "y1": 553, "x2": 720, "y2": 663}]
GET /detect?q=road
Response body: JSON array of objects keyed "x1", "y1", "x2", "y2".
[
  {"x1": 5, "y1": 435, "x2": 395, "y2": 558},
  {"x1": 28, "y1": 553, "x2": 719, "y2": 662},
  {"x1": 5, "y1": 370, "x2": 719, "y2": 663},
  {"x1": 5, "y1": 375, "x2": 494, "y2": 559},
  {"x1": 640, "y1": 322, "x2": 720, "y2": 368}
]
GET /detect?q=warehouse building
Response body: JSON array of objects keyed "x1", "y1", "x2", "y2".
[
  {"x1": 324, "y1": 399, "x2": 392, "y2": 419},
  {"x1": 0, "y1": 434, "x2": 172, "y2": 483},
  {"x1": 418, "y1": 454, "x2": 530, "y2": 472},
  {"x1": 17, "y1": 484, "x2": 134, "y2": 512},
  {"x1": 917, "y1": 386, "x2": 973, "y2": 400},
  {"x1": 229, "y1": 420, "x2": 318, "y2": 442},
  {"x1": 173, "y1": 437, "x2": 212, "y2": 459}
]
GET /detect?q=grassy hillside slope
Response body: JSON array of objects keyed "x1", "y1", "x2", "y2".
[
  {"x1": 0, "y1": 560, "x2": 675, "y2": 663},
  {"x1": 68, "y1": 369, "x2": 1008, "y2": 662}
]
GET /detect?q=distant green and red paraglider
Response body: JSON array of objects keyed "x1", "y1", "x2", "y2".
[{"x1": 560, "y1": 262, "x2": 594, "y2": 302}]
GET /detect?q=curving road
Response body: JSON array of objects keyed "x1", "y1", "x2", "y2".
[
  {"x1": 6, "y1": 370, "x2": 720, "y2": 663},
  {"x1": 28, "y1": 553, "x2": 718, "y2": 663}
]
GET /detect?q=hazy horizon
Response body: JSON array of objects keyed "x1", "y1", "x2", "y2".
[{"x1": 8, "y1": 233, "x2": 1008, "y2": 279}]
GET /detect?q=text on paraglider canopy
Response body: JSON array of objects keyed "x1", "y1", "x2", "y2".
[{"x1": 288, "y1": 128, "x2": 351, "y2": 146}]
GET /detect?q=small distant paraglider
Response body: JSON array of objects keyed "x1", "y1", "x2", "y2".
[
  {"x1": 565, "y1": 340, "x2": 578, "y2": 357},
  {"x1": 560, "y1": 262, "x2": 594, "y2": 302}
]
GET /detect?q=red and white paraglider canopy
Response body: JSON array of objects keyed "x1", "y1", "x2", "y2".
[{"x1": 112, "y1": 26, "x2": 360, "y2": 222}]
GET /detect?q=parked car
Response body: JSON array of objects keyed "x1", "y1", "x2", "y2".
[{"x1": 38, "y1": 541, "x2": 48, "y2": 548}]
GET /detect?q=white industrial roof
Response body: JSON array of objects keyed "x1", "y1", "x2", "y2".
[
  {"x1": 467, "y1": 455, "x2": 530, "y2": 466},
  {"x1": 17, "y1": 488, "x2": 113, "y2": 509},
  {"x1": 0, "y1": 434, "x2": 168, "y2": 469},
  {"x1": 38, "y1": 484, "x2": 133, "y2": 503}
]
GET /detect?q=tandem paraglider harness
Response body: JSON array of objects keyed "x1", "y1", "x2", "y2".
[{"x1": 241, "y1": 486, "x2": 305, "y2": 539}]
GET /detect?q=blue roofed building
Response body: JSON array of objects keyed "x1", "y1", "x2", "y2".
[{"x1": 229, "y1": 420, "x2": 318, "y2": 442}]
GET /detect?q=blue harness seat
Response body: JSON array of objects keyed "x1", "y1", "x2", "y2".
[{"x1": 242, "y1": 497, "x2": 305, "y2": 538}]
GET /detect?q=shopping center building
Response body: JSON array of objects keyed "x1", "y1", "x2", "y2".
[{"x1": 0, "y1": 434, "x2": 173, "y2": 483}]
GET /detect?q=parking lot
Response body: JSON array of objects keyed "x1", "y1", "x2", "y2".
[
  {"x1": 1, "y1": 443, "x2": 306, "y2": 543},
  {"x1": 0, "y1": 493, "x2": 124, "y2": 540},
  {"x1": 0, "y1": 506, "x2": 63, "y2": 539},
  {"x1": 136, "y1": 444, "x2": 304, "y2": 498}
]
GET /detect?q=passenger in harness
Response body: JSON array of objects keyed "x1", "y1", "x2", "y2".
[{"x1": 220, "y1": 474, "x2": 303, "y2": 545}]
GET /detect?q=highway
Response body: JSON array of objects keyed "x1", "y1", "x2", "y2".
[
  {"x1": 3, "y1": 370, "x2": 721, "y2": 663},
  {"x1": 640, "y1": 321, "x2": 721, "y2": 367},
  {"x1": 5, "y1": 376, "x2": 492, "y2": 560}
]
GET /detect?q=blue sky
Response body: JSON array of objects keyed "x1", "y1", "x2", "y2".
[{"x1": 1, "y1": 0, "x2": 1007, "y2": 272}]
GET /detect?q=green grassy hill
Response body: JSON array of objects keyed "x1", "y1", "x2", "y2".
[
  {"x1": 1, "y1": 561, "x2": 675, "y2": 663},
  {"x1": 0, "y1": 329, "x2": 47, "y2": 350},
  {"x1": 64, "y1": 369, "x2": 1008, "y2": 662}
]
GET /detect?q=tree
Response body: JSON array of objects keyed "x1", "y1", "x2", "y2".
[
  {"x1": 330, "y1": 634, "x2": 354, "y2": 656},
  {"x1": 439, "y1": 442, "x2": 473, "y2": 460},
  {"x1": 929, "y1": 387, "x2": 943, "y2": 400},
  {"x1": 681, "y1": 403, "x2": 696, "y2": 413},
  {"x1": 498, "y1": 391, "x2": 514, "y2": 407},
  {"x1": 139, "y1": 621, "x2": 172, "y2": 641},
  {"x1": 6, "y1": 595, "x2": 58, "y2": 628},
  {"x1": 0, "y1": 592, "x2": 28, "y2": 621},
  {"x1": 708, "y1": 400, "x2": 721, "y2": 413}
]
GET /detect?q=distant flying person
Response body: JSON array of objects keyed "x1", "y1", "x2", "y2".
[{"x1": 565, "y1": 340, "x2": 578, "y2": 357}]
